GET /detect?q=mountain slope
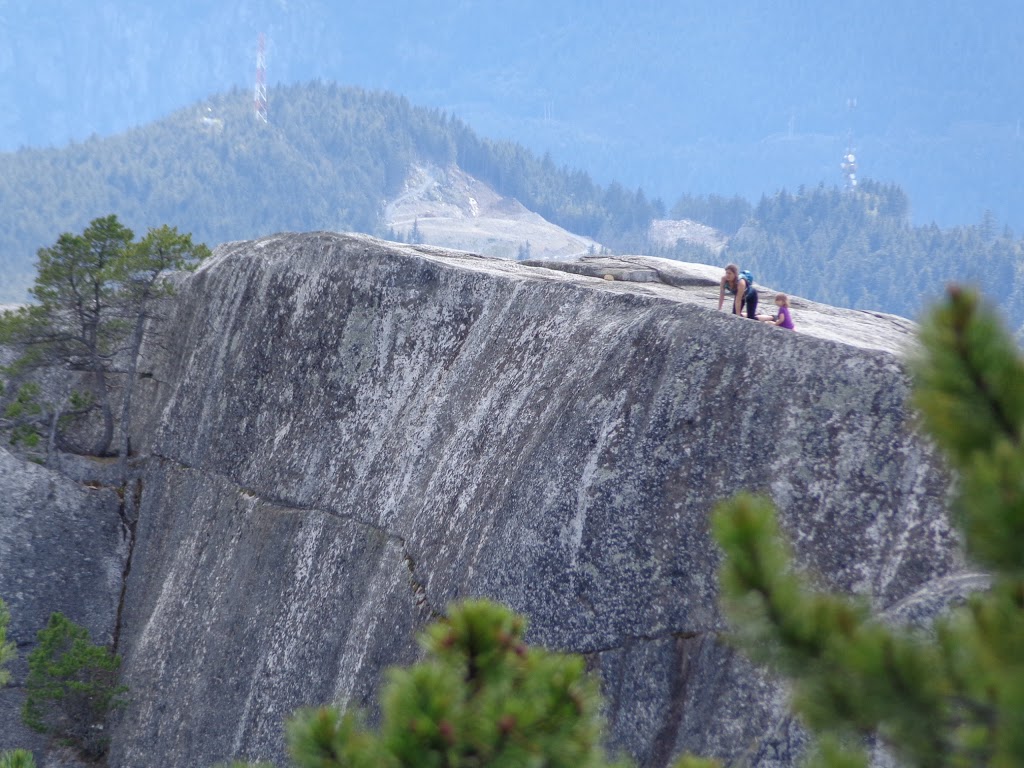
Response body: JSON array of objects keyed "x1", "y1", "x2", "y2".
[
  {"x1": 3, "y1": 2, "x2": 1022, "y2": 233},
  {"x1": 383, "y1": 164, "x2": 600, "y2": 259},
  {"x1": 0, "y1": 82, "x2": 653, "y2": 303}
]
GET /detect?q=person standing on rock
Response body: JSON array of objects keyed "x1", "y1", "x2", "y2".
[{"x1": 718, "y1": 263, "x2": 758, "y2": 319}]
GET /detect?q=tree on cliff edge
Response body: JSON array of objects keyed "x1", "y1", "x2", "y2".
[
  {"x1": 712, "y1": 285, "x2": 1024, "y2": 766},
  {"x1": 0, "y1": 215, "x2": 208, "y2": 463}
]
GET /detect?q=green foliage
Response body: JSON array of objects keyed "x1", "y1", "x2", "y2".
[
  {"x1": 3, "y1": 215, "x2": 135, "y2": 455},
  {"x1": 31, "y1": 213, "x2": 134, "y2": 335},
  {"x1": 711, "y1": 286, "x2": 1024, "y2": 766},
  {"x1": 129, "y1": 223, "x2": 211, "y2": 286},
  {"x1": 4, "y1": 383, "x2": 44, "y2": 449},
  {"x1": 22, "y1": 612, "x2": 127, "y2": 760},
  {"x1": 4, "y1": 382, "x2": 43, "y2": 421},
  {"x1": 912, "y1": 287, "x2": 1024, "y2": 573},
  {"x1": 0, "y1": 597, "x2": 16, "y2": 687},
  {"x1": 0, "y1": 308, "x2": 33, "y2": 346},
  {"x1": 1, "y1": 214, "x2": 208, "y2": 457},
  {"x1": 666, "y1": 757, "x2": 721, "y2": 768},
  {"x1": 0, "y1": 750, "x2": 37, "y2": 768},
  {"x1": 283, "y1": 599, "x2": 638, "y2": 768}
]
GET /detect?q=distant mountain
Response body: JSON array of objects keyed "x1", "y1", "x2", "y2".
[
  {"x1": 0, "y1": 83, "x2": 658, "y2": 303},
  {"x1": 3, "y1": 79, "x2": 1020, "y2": 338},
  {"x1": 1, "y1": 1, "x2": 1021, "y2": 234},
  {"x1": 383, "y1": 164, "x2": 600, "y2": 260}
]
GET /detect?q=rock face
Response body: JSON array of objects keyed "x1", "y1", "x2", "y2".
[
  {"x1": 0, "y1": 448, "x2": 128, "y2": 759},
  {"x1": 100, "y1": 232, "x2": 965, "y2": 767},
  {"x1": 383, "y1": 164, "x2": 601, "y2": 260}
]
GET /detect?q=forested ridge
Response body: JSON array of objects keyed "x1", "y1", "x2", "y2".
[
  {"x1": 667, "y1": 183, "x2": 1024, "y2": 335},
  {"x1": 1, "y1": 80, "x2": 1020, "y2": 335},
  {"x1": 0, "y1": 82, "x2": 658, "y2": 303}
]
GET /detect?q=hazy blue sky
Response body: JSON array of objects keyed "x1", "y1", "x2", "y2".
[{"x1": 1, "y1": 0, "x2": 1022, "y2": 229}]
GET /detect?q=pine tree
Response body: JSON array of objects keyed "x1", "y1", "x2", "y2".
[
  {"x1": 711, "y1": 285, "x2": 1024, "y2": 766},
  {"x1": 112, "y1": 223, "x2": 211, "y2": 478},
  {"x1": 22, "y1": 612, "x2": 127, "y2": 761},
  {"x1": 284, "y1": 599, "x2": 622, "y2": 767},
  {"x1": 279, "y1": 599, "x2": 715, "y2": 768},
  {"x1": 23, "y1": 214, "x2": 134, "y2": 455},
  {"x1": 0, "y1": 215, "x2": 208, "y2": 460},
  {"x1": 0, "y1": 601, "x2": 33, "y2": 768}
]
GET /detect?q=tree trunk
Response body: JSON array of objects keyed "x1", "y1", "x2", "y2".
[
  {"x1": 91, "y1": 366, "x2": 115, "y2": 457},
  {"x1": 117, "y1": 312, "x2": 148, "y2": 482},
  {"x1": 45, "y1": 405, "x2": 60, "y2": 467}
]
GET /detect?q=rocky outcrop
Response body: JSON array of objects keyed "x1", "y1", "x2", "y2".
[
  {"x1": 383, "y1": 164, "x2": 601, "y2": 260},
  {"x1": 89, "y1": 232, "x2": 968, "y2": 767},
  {"x1": 648, "y1": 219, "x2": 728, "y2": 253},
  {"x1": 0, "y1": 448, "x2": 128, "y2": 761}
]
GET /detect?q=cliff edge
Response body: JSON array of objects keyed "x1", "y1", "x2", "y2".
[{"x1": 68, "y1": 233, "x2": 962, "y2": 766}]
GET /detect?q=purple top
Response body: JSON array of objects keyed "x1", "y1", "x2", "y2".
[{"x1": 777, "y1": 305, "x2": 794, "y2": 329}]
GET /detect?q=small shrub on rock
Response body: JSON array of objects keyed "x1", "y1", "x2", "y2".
[
  {"x1": 22, "y1": 613, "x2": 127, "y2": 761},
  {"x1": 0, "y1": 597, "x2": 15, "y2": 687},
  {"x1": 0, "y1": 750, "x2": 37, "y2": 768}
]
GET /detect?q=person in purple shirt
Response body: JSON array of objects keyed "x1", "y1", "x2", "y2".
[{"x1": 758, "y1": 292, "x2": 795, "y2": 329}]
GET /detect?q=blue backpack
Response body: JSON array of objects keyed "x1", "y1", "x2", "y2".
[{"x1": 739, "y1": 270, "x2": 755, "y2": 295}]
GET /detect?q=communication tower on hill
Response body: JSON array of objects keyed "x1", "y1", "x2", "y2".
[
  {"x1": 254, "y1": 33, "x2": 268, "y2": 124},
  {"x1": 841, "y1": 146, "x2": 857, "y2": 190},
  {"x1": 841, "y1": 96, "x2": 858, "y2": 191}
]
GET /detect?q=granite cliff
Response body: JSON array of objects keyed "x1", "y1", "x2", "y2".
[{"x1": 1, "y1": 233, "x2": 971, "y2": 767}]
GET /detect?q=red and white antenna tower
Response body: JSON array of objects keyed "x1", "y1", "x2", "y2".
[{"x1": 254, "y1": 33, "x2": 268, "y2": 124}]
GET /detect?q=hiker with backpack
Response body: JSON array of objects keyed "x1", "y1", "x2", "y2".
[{"x1": 718, "y1": 263, "x2": 759, "y2": 319}]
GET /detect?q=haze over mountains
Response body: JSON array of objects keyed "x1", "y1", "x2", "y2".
[{"x1": 2, "y1": 0, "x2": 1022, "y2": 232}]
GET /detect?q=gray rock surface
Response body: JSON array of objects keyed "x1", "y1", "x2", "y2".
[
  {"x1": 383, "y1": 163, "x2": 601, "y2": 260},
  {"x1": 93, "y1": 232, "x2": 973, "y2": 767},
  {"x1": 0, "y1": 448, "x2": 127, "y2": 762}
]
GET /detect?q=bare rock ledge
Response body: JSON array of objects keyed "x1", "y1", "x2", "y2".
[{"x1": 2, "y1": 232, "x2": 970, "y2": 767}]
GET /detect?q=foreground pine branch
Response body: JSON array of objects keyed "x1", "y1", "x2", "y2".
[{"x1": 713, "y1": 285, "x2": 1024, "y2": 766}]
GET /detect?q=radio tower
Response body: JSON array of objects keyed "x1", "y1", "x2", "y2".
[
  {"x1": 254, "y1": 33, "x2": 268, "y2": 124},
  {"x1": 840, "y1": 96, "x2": 857, "y2": 191}
]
